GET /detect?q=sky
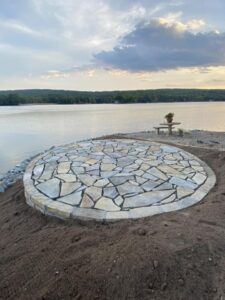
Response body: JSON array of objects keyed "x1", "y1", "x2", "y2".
[{"x1": 1, "y1": 0, "x2": 225, "y2": 91}]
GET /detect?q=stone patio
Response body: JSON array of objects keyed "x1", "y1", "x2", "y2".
[{"x1": 23, "y1": 139, "x2": 216, "y2": 221}]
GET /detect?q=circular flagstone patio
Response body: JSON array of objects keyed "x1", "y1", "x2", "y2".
[{"x1": 23, "y1": 139, "x2": 216, "y2": 221}]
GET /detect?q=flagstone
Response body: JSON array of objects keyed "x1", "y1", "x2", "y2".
[
  {"x1": 123, "y1": 190, "x2": 175, "y2": 208},
  {"x1": 177, "y1": 187, "x2": 194, "y2": 199},
  {"x1": 80, "y1": 194, "x2": 94, "y2": 208},
  {"x1": 78, "y1": 174, "x2": 96, "y2": 186},
  {"x1": 25, "y1": 139, "x2": 216, "y2": 221},
  {"x1": 85, "y1": 186, "x2": 102, "y2": 201},
  {"x1": 57, "y1": 162, "x2": 71, "y2": 174},
  {"x1": 95, "y1": 197, "x2": 120, "y2": 211},
  {"x1": 101, "y1": 163, "x2": 116, "y2": 171},
  {"x1": 192, "y1": 173, "x2": 207, "y2": 185},
  {"x1": 33, "y1": 164, "x2": 44, "y2": 179},
  {"x1": 142, "y1": 180, "x2": 159, "y2": 191},
  {"x1": 169, "y1": 176, "x2": 198, "y2": 189},
  {"x1": 103, "y1": 186, "x2": 118, "y2": 199},
  {"x1": 115, "y1": 196, "x2": 124, "y2": 206},
  {"x1": 37, "y1": 178, "x2": 60, "y2": 198},
  {"x1": 55, "y1": 174, "x2": 77, "y2": 182},
  {"x1": 58, "y1": 191, "x2": 82, "y2": 206},
  {"x1": 94, "y1": 178, "x2": 109, "y2": 187},
  {"x1": 60, "y1": 182, "x2": 81, "y2": 197},
  {"x1": 117, "y1": 182, "x2": 143, "y2": 196}
]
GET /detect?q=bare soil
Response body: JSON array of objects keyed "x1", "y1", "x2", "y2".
[{"x1": 0, "y1": 145, "x2": 225, "y2": 300}]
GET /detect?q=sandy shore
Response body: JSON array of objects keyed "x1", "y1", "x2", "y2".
[
  {"x1": 0, "y1": 135, "x2": 225, "y2": 299},
  {"x1": 99, "y1": 129, "x2": 225, "y2": 151}
]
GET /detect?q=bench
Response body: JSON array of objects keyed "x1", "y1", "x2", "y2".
[{"x1": 154, "y1": 126, "x2": 175, "y2": 135}]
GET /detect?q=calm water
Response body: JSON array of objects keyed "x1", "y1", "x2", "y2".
[{"x1": 1, "y1": 102, "x2": 225, "y2": 174}]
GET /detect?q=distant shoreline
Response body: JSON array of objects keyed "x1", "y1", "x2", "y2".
[
  {"x1": 1, "y1": 100, "x2": 225, "y2": 107},
  {"x1": 1, "y1": 88, "x2": 225, "y2": 105}
]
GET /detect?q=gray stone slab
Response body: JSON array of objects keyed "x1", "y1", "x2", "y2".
[
  {"x1": 192, "y1": 173, "x2": 207, "y2": 185},
  {"x1": 103, "y1": 186, "x2": 118, "y2": 199},
  {"x1": 57, "y1": 162, "x2": 71, "y2": 174},
  {"x1": 142, "y1": 180, "x2": 158, "y2": 192},
  {"x1": 55, "y1": 174, "x2": 77, "y2": 182},
  {"x1": 72, "y1": 166, "x2": 85, "y2": 174},
  {"x1": 123, "y1": 190, "x2": 175, "y2": 208},
  {"x1": 147, "y1": 167, "x2": 168, "y2": 180},
  {"x1": 37, "y1": 178, "x2": 60, "y2": 198},
  {"x1": 117, "y1": 182, "x2": 143, "y2": 196},
  {"x1": 94, "y1": 178, "x2": 109, "y2": 187},
  {"x1": 58, "y1": 191, "x2": 82, "y2": 206},
  {"x1": 60, "y1": 182, "x2": 81, "y2": 197},
  {"x1": 33, "y1": 164, "x2": 44, "y2": 179},
  {"x1": 95, "y1": 197, "x2": 120, "y2": 211},
  {"x1": 169, "y1": 176, "x2": 198, "y2": 189},
  {"x1": 80, "y1": 194, "x2": 94, "y2": 208},
  {"x1": 101, "y1": 171, "x2": 118, "y2": 178},
  {"x1": 85, "y1": 186, "x2": 102, "y2": 201},
  {"x1": 78, "y1": 174, "x2": 96, "y2": 186},
  {"x1": 109, "y1": 175, "x2": 132, "y2": 186}
]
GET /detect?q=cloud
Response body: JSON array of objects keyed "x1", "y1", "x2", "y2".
[{"x1": 95, "y1": 20, "x2": 225, "y2": 72}]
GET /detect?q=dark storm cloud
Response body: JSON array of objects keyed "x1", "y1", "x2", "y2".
[{"x1": 95, "y1": 21, "x2": 225, "y2": 72}]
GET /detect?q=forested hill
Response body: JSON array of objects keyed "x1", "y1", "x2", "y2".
[{"x1": 1, "y1": 89, "x2": 225, "y2": 105}]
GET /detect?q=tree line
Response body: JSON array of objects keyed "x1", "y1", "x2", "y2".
[{"x1": 1, "y1": 89, "x2": 225, "y2": 105}]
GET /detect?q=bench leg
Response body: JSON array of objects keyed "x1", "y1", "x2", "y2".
[
  {"x1": 157, "y1": 128, "x2": 160, "y2": 135},
  {"x1": 168, "y1": 126, "x2": 172, "y2": 135}
]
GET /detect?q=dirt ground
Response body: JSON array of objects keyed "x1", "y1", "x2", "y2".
[{"x1": 0, "y1": 144, "x2": 225, "y2": 300}]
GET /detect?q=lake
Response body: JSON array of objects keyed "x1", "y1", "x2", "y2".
[{"x1": 1, "y1": 102, "x2": 225, "y2": 174}]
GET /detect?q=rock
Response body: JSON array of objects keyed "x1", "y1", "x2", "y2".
[
  {"x1": 153, "y1": 182, "x2": 173, "y2": 191},
  {"x1": 85, "y1": 186, "x2": 102, "y2": 201},
  {"x1": 142, "y1": 172, "x2": 158, "y2": 181},
  {"x1": 101, "y1": 163, "x2": 116, "y2": 171},
  {"x1": 101, "y1": 171, "x2": 118, "y2": 178},
  {"x1": 160, "y1": 194, "x2": 176, "y2": 204},
  {"x1": 0, "y1": 182, "x2": 5, "y2": 193},
  {"x1": 103, "y1": 187, "x2": 118, "y2": 199},
  {"x1": 192, "y1": 173, "x2": 207, "y2": 185},
  {"x1": 71, "y1": 166, "x2": 85, "y2": 175},
  {"x1": 178, "y1": 278, "x2": 184, "y2": 286},
  {"x1": 169, "y1": 176, "x2": 198, "y2": 189},
  {"x1": 177, "y1": 187, "x2": 194, "y2": 198},
  {"x1": 136, "y1": 176, "x2": 147, "y2": 184},
  {"x1": 55, "y1": 174, "x2": 77, "y2": 182},
  {"x1": 80, "y1": 194, "x2": 94, "y2": 208},
  {"x1": 147, "y1": 167, "x2": 168, "y2": 180},
  {"x1": 95, "y1": 197, "x2": 120, "y2": 211},
  {"x1": 60, "y1": 182, "x2": 81, "y2": 197},
  {"x1": 114, "y1": 196, "x2": 123, "y2": 206},
  {"x1": 137, "y1": 228, "x2": 147, "y2": 236},
  {"x1": 123, "y1": 190, "x2": 174, "y2": 208},
  {"x1": 153, "y1": 260, "x2": 159, "y2": 269},
  {"x1": 39, "y1": 163, "x2": 56, "y2": 181},
  {"x1": 142, "y1": 180, "x2": 158, "y2": 192},
  {"x1": 86, "y1": 164, "x2": 99, "y2": 171},
  {"x1": 58, "y1": 191, "x2": 82, "y2": 206},
  {"x1": 109, "y1": 175, "x2": 134, "y2": 186},
  {"x1": 86, "y1": 158, "x2": 98, "y2": 165},
  {"x1": 37, "y1": 178, "x2": 60, "y2": 198},
  {"x1": 94, "y1": 178, "x2": 109, "y2": 187},
  {"x1": 118, "y1": 181, "x2": 143, "y2": 196},
  {"x1": 78, "y1": 174, "x2": 96, "y2": 186}
]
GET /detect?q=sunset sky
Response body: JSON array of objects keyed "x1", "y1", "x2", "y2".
[{"x1": 1, "y1": 0, "x2": 225, "y2": 90}]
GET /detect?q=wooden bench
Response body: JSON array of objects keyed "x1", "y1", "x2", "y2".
[{"x1": 154, "y1": 126, "x2": 175, "y2": 135}]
